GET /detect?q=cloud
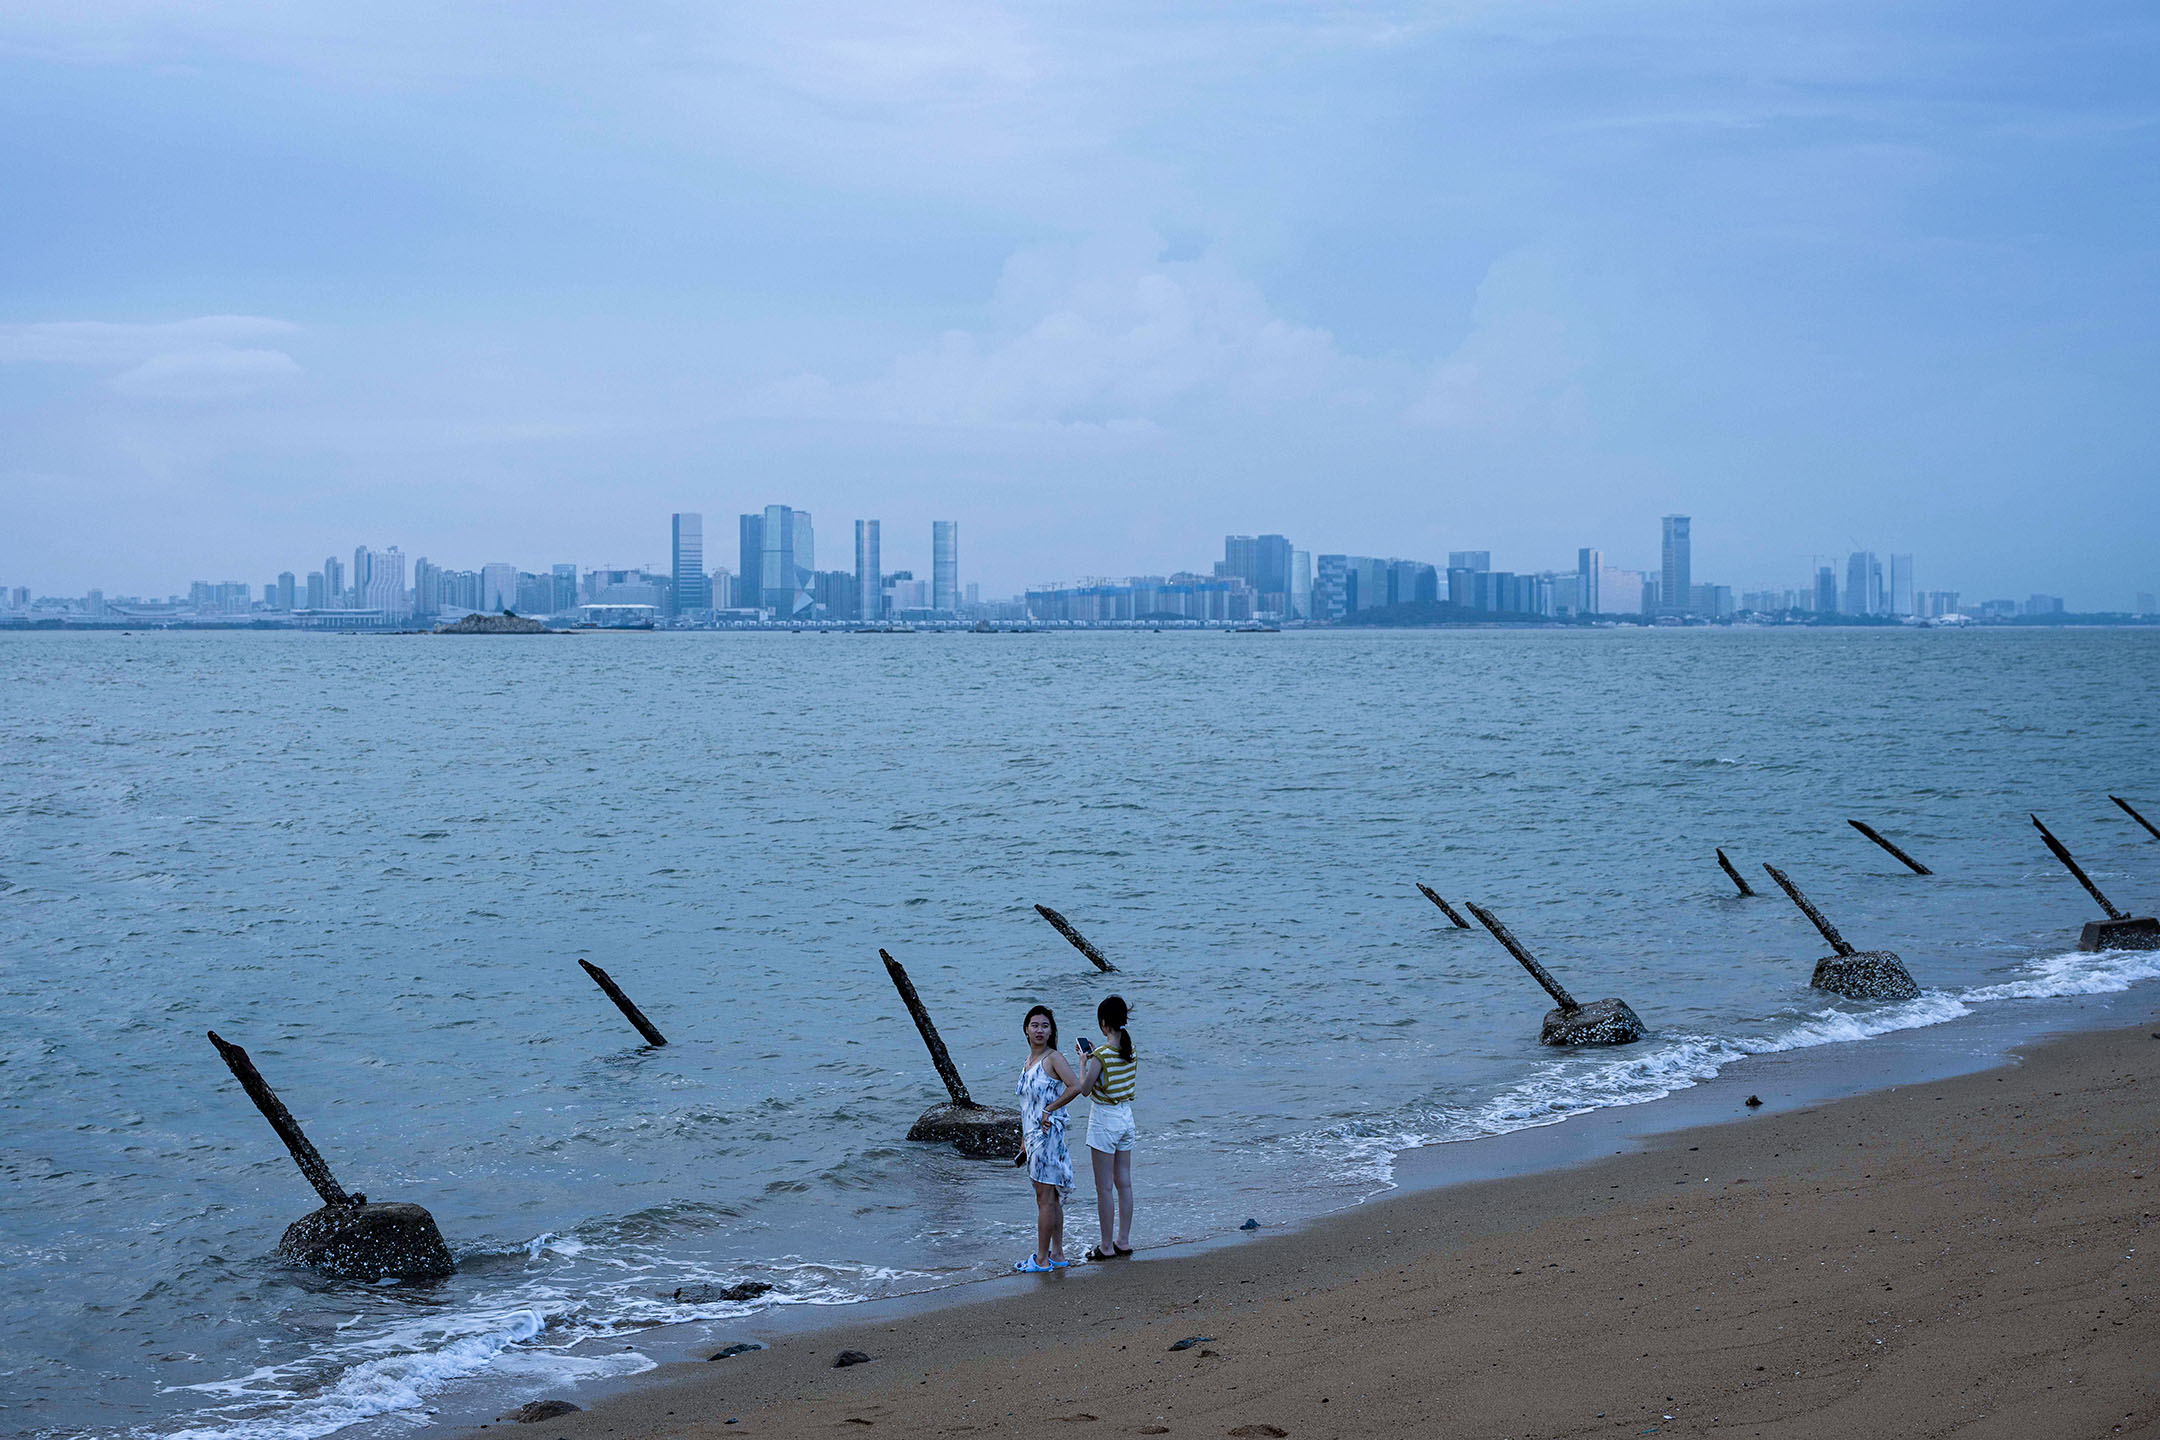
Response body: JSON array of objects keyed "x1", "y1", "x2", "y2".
[
  {"x1": 108, "y1": 346, "x2": 302, "y2": 400},
  {"x1": 0, "y1": 315, "x2": 302, "y2": 401},
  {"x1": 743, "y1": 241, "x2": 1367, "y2": 429},
  {"x1": 1405, "y1": 250, "x2": 1593, "y2": 435}
]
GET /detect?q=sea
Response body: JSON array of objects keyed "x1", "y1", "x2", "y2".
[{"x1": 3, "y1": 625, "x2": 2158, "y2": 1440}]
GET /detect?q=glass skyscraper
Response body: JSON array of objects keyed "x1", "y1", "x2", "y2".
[
  {"x1": 856, "y1": 520, "x2": 882, "y2": 622},
  {"x1": 671, "y1": 513, "x2": 708, "y2": 615},
  {"x1": 740, "y1": 506, "x2": 814, "y2": 617},
  {"x1": 932, "y1": 521, "x2": 959, "y2": 614},
  {"x1": 1660, "y1": 516, "x2": 1690, "y2": 616}
]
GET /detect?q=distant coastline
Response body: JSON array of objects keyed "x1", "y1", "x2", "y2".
[{"x1": 5, "y1": 612, "x2": 2156, "y2": 633}]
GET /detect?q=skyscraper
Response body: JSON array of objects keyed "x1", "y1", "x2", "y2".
[
  {"x1": 363, "y1": 547, "x2": 408, "y2": 617},
  {"x1": 1222, "y1": 534, "x2": 1293, "y2": 614},
  {"x1": 1447, "y1": 551, "x2": 1491, "y2": 572},
  {"x1": 275, "y1": 572, "x2": 296, "y2": 611},
  {"x1": 1289, "y1": 550, "x2": 1312, "y2": 621},
  {"x1": 932, "y1": 520, "x2": 959, "y2": 614},
  {"x1": 671, "y1": 513, "x2": 708, "y2": 616},
  {"x1": 1889, "y1": 554, "x2": 1915, "y2": 617},
  {"x1": 481, "y1": 562, "x2": 517, "y2": 613},
  {"x1": 1814, "y1": 566, "x2": 1837, "y2": 614},
  {"x1": 411, "y1": 559, "x2": 439, "y2": 619},
  {"x1": 855, "y1": 520, "x2": 882, "y2": 622},
  {"x1": 742, "y1": 506, "x2": 814, "y2": 616},
  {"x1": 305, "y1": 571, "x2": 327, "y2": 610},
  {"x1": 1843, "y1": 552, "x2": 1877, "y2": 615},
  {"x1": 1577, "y1": 548, "x2": 1602, "y2": 616},
  {"x1": 322, "y1": 556, "x2": 344, "y2": 607},
  {"x1": 1661, "y1": 516, "x2": 1691, "y2": 617}
]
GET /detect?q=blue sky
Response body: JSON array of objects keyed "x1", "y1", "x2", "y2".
[{"x1": 2, "y1": 0, "x2": 2156, "y2": 603}]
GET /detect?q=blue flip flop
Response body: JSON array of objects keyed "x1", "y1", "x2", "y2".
[
  {"x1": 1012, "y1": 1257, "x2": 1054, "y2": 1274},
  {"x1": 1047, "y1": 1257, "x2": 1072, "y2": 1268}
]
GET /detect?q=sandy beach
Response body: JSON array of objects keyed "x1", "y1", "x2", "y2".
[{"x1": 463, "y1": 1016, "x2": 2158, "y2": 1439}]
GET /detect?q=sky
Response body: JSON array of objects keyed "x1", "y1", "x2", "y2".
[{"x1": 2, "y1": 0, "x2": 2156, "y2": 605}]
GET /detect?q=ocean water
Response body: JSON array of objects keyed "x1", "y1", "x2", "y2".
[{"x1": 3, "y1": 626, "x2": 2158, "y2": 1440}]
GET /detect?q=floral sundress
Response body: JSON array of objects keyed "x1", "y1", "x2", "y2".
[{"x1": 1017, "y1": 1057, "x2": 1073, "y2": 1192}]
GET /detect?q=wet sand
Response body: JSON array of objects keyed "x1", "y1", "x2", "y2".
[{"x1": 473, "y1": 1016, "x2": 2159, "y2": 1438}]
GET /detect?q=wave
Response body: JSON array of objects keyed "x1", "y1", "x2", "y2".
[
  {"x1": 137, "y1": 946, "x2": 2160, "y2": 1440},
  {"x1": 147, "y1": 1251, "x2": 930, "y2": 1440},
  {"x1": 1344, "y1": 943, "x2": 2160, "y2": 1189}
]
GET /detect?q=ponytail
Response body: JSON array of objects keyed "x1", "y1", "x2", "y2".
[{"x1": 1097, "y1": 994, "x2": 1133, "y2": 1061}]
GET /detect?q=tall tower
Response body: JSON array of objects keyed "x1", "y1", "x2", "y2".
[
  {"x1": 750, "y1": 505, "x2": 813, "y2": 616},
  {"x1": 1889, "y1": 554, "x2": 1913, "y2": 617},
  {"x1": 671, "y1": 513, "x2": 708, "y2": 616},
  {"x1": 856, "y1": 520, "x2": 882, "y2": 622},
  {"x1": 1660, "y1": 516, "x2": 1691, "y2": 616},
  {"x1": 1577, "y1": 548, "x2": 1602, "y2": 616},
  {"x1": 1843, "y1": 552, "x2": 1874, "y2": 615},
  {"x1": 322, "y1": 555, "x2": 345, "y2": 607},
  {"x1": 932, "y1": 521, "x2": 959, "y2": 614}
]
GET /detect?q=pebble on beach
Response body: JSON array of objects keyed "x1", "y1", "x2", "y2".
[
  {"x1": 707, "y1": 1343, "x2": 764, "y2": 1362},
  {"x1": 506, "y1": 1401, "x2": 581, "y2": 1423},
  {"x1": 833, "y1": 1349, "x2": 873, "y2": 1367}
]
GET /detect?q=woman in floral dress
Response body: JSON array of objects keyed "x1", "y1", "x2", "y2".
[{"x1": 1013, "y1": 1004, "x2": 1085, "y2": 1272}]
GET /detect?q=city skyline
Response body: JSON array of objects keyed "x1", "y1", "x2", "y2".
[
  {"x1": 4, "y1": 6, "x2": 2157, "y2": 607},
  {"x1": 9, "y1": 504, "x2": 2134, "y2": 627}
]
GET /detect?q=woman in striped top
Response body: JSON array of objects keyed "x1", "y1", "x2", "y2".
[{"x1": 1079, "y1": 994, "x2": 1138, "y2": 1261}]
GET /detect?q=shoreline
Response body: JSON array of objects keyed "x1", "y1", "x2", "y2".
[{"x1": 434, "y1": 989, "x2": 2160, "y2": 1440}]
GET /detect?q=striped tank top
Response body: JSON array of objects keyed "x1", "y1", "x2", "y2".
[{"x1": 1090, "y1": 1043, "x2": 1137, "y2": 1104}]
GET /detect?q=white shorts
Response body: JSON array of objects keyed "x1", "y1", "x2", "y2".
[{"x1": 1086, "y1": 1100, "x2": 1136, "y2": 1154}]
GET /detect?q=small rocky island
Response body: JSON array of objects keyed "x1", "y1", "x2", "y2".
[{"x1": 435, "y1": 611, "x2": 551, "y2": 635}]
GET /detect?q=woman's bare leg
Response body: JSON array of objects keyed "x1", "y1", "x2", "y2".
[
  {"x1": 1113, "y1": 1149, "x2": 1134, "y2": 1251},
  {"x1": 1034, "y1": 1181, "x2": 1058, "y2": 1265},
  {"x1": 1091, "y1": 1147, "x2": 1117, "y2": 1251}
]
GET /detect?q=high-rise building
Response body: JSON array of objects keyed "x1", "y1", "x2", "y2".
[
  {"x1": 1842, "y1": 552, "x2": 1873, "y2": 615},
  {"x1": 1814, "y1": 566, "x2": 1837, "y2": 614},
  {"x1": 305, "y1": 571, "x2": 327, "y2": 609},
  {"x1": 932, "y1": 520, "x2": 959, "y2": 614},
  {"x1": 855, "y1": 520, "x2": 882, "y2": 622},
  {"x1": 481, "y1": 562, "x2": 518, "y2": 613},
  {"x1": 741, "y1": 506, "x2": 815, "y2": 616},
  {"x1": 411, "y1": 559, "x2": 439, "y2": 619},
  {"x1": 1313, "y1": 555, "x2": 1348, "y2": 621},
  {"x1": 1223, "y1": 535, "x2": 1294, "y2": 614},
  {"x1": 1598, "y1": 567, "x2": 1646, "y2": 616},
  {"x1": 1889, "y1": 554, "x2": 1915, "y2": 617},
  {"x1": 1577, "y1": 548, "x2": 1602, "y2": 615},
  {"x1": 1661, "y1": 516, "x2": 1691, "y2": 616},
  {"x1": 362, "y1": 547, "x2": 407, "y2": 617},
  {"x1": 275, "y1": 572, "x2": 296, "y2": 611},
  {"x1": 551, "y1": 564, "x2": 578, "y2": 614},
  {"x1": 322, "y1": 556, "x2": 345, "y2": 607},
  {"x1": 352, "y1": 545, "x2": 371, "y2": 607},
  {"x1": 709, "y1": 567, "x2": 735, "y2": 610},
  {"x1": 1447, "y1": 551, "x2": 1490, "y2": 572},
  {"x1": 1289, "y1": 550, "x2": 1311, "y2": 621},
  {"x1": 1343, "y1": 556, "x2": 1388, "y2": 612},
  {"x1": 671, "y1": 513, "x2": 709, "y2": 616}
]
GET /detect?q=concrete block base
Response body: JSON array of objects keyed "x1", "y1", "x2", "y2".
[
  {"x1": 2079, "y1": 916, "x2": 2160, "y2": 952},
  {"x1": 1811, "y1": 950, "x2": 1921, "y2": 1002},
  {"x1": 906, "y1": 1101, "x2": 1023, "y2": 1159},
  {"x1": 1539, "y1": 997, "x2": 1646, "y2": 1047},
  {"x1": 277, "y1": 1201, "x2": 455, "y2": 1282}
]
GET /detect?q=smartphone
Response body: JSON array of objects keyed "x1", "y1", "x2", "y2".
[{"x1": 1076, "y1": 1036, "x2": 1093, "y2": 1053}]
